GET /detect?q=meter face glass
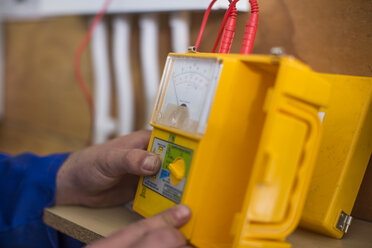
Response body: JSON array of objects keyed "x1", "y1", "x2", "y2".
[{"x1": 153, "y1": 55, "x2": 223, "y2": 135}]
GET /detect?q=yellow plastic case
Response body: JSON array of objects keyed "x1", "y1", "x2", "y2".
[
  {"x1": 133, "y1": 53, "x2": 330, "y2": 248},
  {"x1": 300, "y1": 74, "x2": 372, "y2": 238}
]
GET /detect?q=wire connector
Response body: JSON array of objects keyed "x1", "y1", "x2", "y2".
[
  {"x1": 240, "y1": 0, "x2": 259, "y2": 54},
  {"x1": 212, "y1": 0, "x2": 240, "y2": 53},
  {"x1": 218, "y1": 2, "x2": 237, "y2": 54}
]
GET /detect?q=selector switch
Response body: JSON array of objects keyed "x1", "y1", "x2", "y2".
[{"x1": 168, "y1": 158, "x2": 185, "y2": 185}]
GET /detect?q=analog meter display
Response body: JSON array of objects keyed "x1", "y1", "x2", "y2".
[{"x1": 153, "y1": 55, "x2": 223, "y2": 135}]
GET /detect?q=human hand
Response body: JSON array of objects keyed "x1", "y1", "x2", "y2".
[
  {"x1": 88, "y1": 205, "x2": 192, "y2": 248},
  {"x1": 55, "y1": 130, "x2": 161, "y2": 207}
]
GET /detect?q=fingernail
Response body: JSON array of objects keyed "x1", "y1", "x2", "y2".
[
  {"x1": 143, "y1": 155, "x2": 160, "y2": 172},
  {"x1": 175, "y1": 205, "x2": 191, "y2": 221}
]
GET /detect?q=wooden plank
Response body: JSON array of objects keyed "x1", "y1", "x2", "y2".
[
  {"x1": 43, "y1": 207, "x2": 103, "y2": 244},
  {"x1": 44, "y1": 205, "x2": 372, "y2": 247},
  {"x1": 43, "y1": 205, "x2": 142, "y2": 244}
]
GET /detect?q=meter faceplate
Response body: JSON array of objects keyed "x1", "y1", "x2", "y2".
[{"x1": 152, "y1": 55, "x2": 222, "y2": 135}]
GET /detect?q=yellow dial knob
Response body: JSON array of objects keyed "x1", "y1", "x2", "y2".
[{"x1": 168, "y1": 158, "x2": 185, "y2": 185}]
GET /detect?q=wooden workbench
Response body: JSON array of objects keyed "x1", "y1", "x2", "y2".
[{"x1": 43, "y1": 205, "x2": 372, "y2": 247}]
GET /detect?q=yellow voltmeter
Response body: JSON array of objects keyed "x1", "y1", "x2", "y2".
[{"x1": 133, "y1": 52, "x2": 330, "y2": 248}]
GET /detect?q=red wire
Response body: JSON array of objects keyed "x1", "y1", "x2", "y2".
[
  {"x1": 240, "y1": 0, "x2": 259, "y2": 54},
  {"x1": 74, "y1": 0, "x2": 112, "y2": 125},
  {"x1": 212, "y1": 0, "x2": 240, "y2": 53},
  {"x1": 218, "y1": 0, "x2": 237, "y2": 53},
  {"x1": 195, "y1": 0, "x2": 217, "y2": 52}
]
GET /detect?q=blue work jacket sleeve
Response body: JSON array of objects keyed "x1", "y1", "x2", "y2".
[{"x1": 0, "y1": 153, "x2": 84, "y2": 248}]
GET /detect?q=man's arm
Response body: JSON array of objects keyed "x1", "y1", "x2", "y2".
[
  {"x1": 0, "y1": 152, "x2": 82, "y2": 248},
  {"x1": 0, "y1": 130, "x2": 191, "y2": 248}
]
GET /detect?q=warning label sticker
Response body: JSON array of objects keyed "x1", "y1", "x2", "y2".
[{"x1": 143, "y1": 137, "x2": 193, "y2": 203}]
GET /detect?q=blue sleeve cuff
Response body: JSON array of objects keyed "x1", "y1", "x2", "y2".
[
  {"x1": 0, "y1": 153, "x2": 85, "y2": 248},
  {"x1": 0, "y1": 153, "x2": 69, "y2": 231}
]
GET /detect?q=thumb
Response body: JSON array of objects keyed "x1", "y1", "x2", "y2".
[
  {"x1": 88, "y1": 205, "x2": 191, "y2": 248},
  {"x1": 99, "y1": 149, "x2": 161, "y2": 178}
]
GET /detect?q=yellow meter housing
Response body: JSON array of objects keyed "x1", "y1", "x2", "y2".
[
  {"x1": 133, "y1": 53, "x2": 330, "y2": 248},
  {"x1": 300, "y1": 74, "x2": 372, "y2": 238}
]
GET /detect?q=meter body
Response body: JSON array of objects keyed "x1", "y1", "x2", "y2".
[
  {"x1": 133, "y1": 53, "x2": 330, "y2": 248},
  {"x1": 300, "y1": 74, "x2": 372, "y2": 238}
]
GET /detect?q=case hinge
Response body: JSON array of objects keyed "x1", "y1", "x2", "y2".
[{"x1": 336, "y1": 211, "x2": 353, "y2": 233}]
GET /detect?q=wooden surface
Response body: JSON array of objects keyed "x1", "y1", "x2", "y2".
[
  {"x1": 1, "y1": 16, "x2": 92, "y2": 154},
  {"x1": 199, "y1": 0, "x2": 372, "y2": 77},
  {"x1": 43, "y1": 205, "x2": 142, "y2": 244},
  {"x1": 44, "y1": 205, "x2": 372, "y2": 247}
]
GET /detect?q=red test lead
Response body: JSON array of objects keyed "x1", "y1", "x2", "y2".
[
  {"x1": 240, "y1": 0, "x2": 259, "y2": 54},
  {"x1": 218, "y1": 0, "x2": 237, "y2": 54},
  {"x1": 212, "y1": 0, "x2": 240, "y2": 53},
  {"x1": 74, "y1": 0, "x2": 112, "y2": 123},
  {"x1": 195, "y1": 0, "x2": 217, "y2": 52}
]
